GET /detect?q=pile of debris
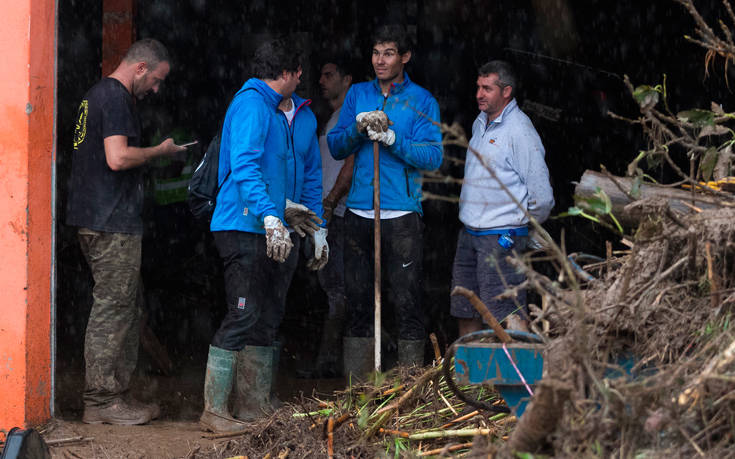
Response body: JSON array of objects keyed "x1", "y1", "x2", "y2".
[
  {"x1": 508, "y1": 201, "x2": 735, "y2": 457},
  {"x1": 200, "y1": 362, "x2": 519, "y2": 458}
]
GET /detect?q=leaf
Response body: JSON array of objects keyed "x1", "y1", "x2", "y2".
[
  {"x1": 627, "y1": 150, "x2": 648, "y2": 177},
  {"x1": 646, "y1": 152, "x2": 662, "y2": 169},
  {"x1": 633, "y1": 85, "x2": 660, "y2": 109},
  {"x1": 698, "y1": 124, "x2": 730, "y2": 138},
  {"x1": 711, "y1": 101, "x2": 725, "y2": 115},
  {"x1": 630, "y1": 175, "x2": 642, "y2": 199},
  {"x1": 579, "y1": 187, "x2": 612, "y2": 215},
  {"x1": 700, "y1": 147, "x2": 719, "y2": 182},
  {"x1": 677, "y1": 109, "x2": 715, "y2": 126},
  {"x1": 357, "y1": 405, "x2": 370, "y2": 429},
  {"x1": 557, "y1": 207, "x2": 584, "y2": 217}
]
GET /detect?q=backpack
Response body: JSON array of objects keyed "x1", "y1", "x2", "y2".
[
  {"x1": 187, "y1": 88, "x2": 255, "y2": 223},
  {"x1": 187, "y1": 132, "x2": 230, "y2": 223}
]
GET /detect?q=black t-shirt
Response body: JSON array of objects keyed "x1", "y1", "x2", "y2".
[{"x1": 66, "y1": 78, "x2": 144, "y2": 234}]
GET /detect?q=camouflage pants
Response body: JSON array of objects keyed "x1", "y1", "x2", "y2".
[{"x1": 77, "y1": 228, "x2": 142, "y2": 407}]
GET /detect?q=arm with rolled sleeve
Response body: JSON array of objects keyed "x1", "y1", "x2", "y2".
[
  {"x1": 386, "y1": 95, "x2": 444, "y2": 171},
  {"x1": 227, "y1": 97, "x2": 279, "y2": 222},
  {"x1": 300, "y1": 130, "x2": 326, "y2": 225},
  {"x1": 327, "y1": 87, "x2": 363, "y2": 160},
  {"x1": 512, "y1": 126, "x2": 554, "y2": 223}
]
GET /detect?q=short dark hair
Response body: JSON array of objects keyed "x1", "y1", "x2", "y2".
[
  {"x1": 478, "y1": 60, "x2": 517, "y2": 97},
  {"x1": 323, "y1": 56, "x2": 356, "y2": 79},
  {"x1": 251, "y1": 38, "x2": 302, "y2": 80},
  {"x1": 123, "y1": 38, "x2": 170, "y2": 69},
  {"x1": 372, "y1": 25, "x2": 412, "y2": 55}
]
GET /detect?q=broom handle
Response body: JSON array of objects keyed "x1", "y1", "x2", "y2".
[{"x1": 373, "y1": 140, "x2": 382, "y2": 371}]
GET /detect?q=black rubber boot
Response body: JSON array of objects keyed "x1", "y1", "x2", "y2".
[
  {"x1": 314, "y1": 308, "x2": 345, "y2": 377},
  {"x1": 199, "y1": 345, "x2": 247, "y2": 433},
  {"x1": 233, "y1": 345, "x2": 273, "y2": 421},
  {"x1": 343, "y1": 337, "x2": 374, "y2": 383},
  {"x1": 397, "y1": 339, "x2": 425, "y2": 367}
]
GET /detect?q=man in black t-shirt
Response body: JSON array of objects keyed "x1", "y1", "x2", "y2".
[{"x1": 67, "y1": 38, "x2": 186, "y2": 426}]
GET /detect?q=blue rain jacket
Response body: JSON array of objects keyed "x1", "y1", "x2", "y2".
[
  {"x1": 211, "y1": 78, "x2": 323, "y2": 234},
  {"x1": 326, "y1": 73, "x2": 443, "y2": 215}
]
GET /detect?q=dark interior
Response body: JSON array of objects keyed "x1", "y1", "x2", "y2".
[{"x1": 54, "y1": 0, "x2": 733, "y2": 419}]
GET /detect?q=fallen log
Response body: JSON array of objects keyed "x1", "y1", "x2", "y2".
[{"x1": 574, "y1": 170, "x2": 725, "y2": 226}]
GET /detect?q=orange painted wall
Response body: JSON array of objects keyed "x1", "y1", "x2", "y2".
[{"x1": 0, "y1": 0, "x2": 56, "y2": 429}]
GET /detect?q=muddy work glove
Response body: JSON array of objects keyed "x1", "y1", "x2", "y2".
[
  {"x1": 284, "y1": 199, "x2": 323, "y2": 237},
  {"x1": 264, "y1": 215, "x2": 293, "y2": 263},
  {"x1": 356, "y1": 111, "x2": 390, "y2": 135},
  {"x1": 306, "y1": 227, "x2": 329, "y2": 271},
  {"x1": 366, "y1": 126, "x2": 396, "y2": 146}
]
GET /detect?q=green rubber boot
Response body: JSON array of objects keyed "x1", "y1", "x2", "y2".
[
  {"x1": 343, "y1": 337, "x2": 374, "y2": 383},
  {"x1": 270, "y1": 341, "x2": 282, "y2": 409},
  {"x1": 398, "y1": 339, "x2": 425, "y2": 367},
  {"x1": 233, "y1": 345, "x2": 274, "y2": 421},
  {"x1": 199, "y1": 345, "x2": 247, "y2": 433}
]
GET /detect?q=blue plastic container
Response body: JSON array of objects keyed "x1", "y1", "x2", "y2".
[{"x1": 454, "y1": 330, "x2": 544, "y2": 417}]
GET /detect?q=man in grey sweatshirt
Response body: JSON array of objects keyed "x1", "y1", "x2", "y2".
[{"x1": 451, "y1": 60, "x2": 554, "y2": 337}]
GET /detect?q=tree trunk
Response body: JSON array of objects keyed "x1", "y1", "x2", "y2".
[{"x1": 574, "y1": 170, "x2": 722, "y2": 225}]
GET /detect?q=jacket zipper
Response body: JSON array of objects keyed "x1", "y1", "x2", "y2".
[
  {"x1": 404, "y1": 169, "x2": 411, "y2": 197},
  {"x1": 288, "y1": 100, "x2": 311, "y2": 201}
]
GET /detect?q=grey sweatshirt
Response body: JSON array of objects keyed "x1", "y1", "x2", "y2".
[{"x1": 459, "y1": 99, "x2": 554, "y2": 230}]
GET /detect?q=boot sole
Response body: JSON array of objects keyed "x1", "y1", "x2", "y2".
[{"x1": 83, "y1": 416, "x2": 150, "y2": 425}]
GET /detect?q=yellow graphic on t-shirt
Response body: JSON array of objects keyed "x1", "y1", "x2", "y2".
[{"x1": 73, "y1": 100, "x2": 88, "y2": 150}]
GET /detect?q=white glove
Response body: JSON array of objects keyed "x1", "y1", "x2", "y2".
[
  {"x1": 284, "y1": 199, "x2": 322, "y2": 237},
  {"x1": 356, "y1": 111, "x2": 389, "y2": 134},
  {"x1": 264, "y1": 215, "x2": 293, "y2": 263},
  {"x1": 306, "y1": 227, "x2": 329, "y2": 271},
  {"x1": 367, "y1": 126, "x2": 396, "y2": 146}
]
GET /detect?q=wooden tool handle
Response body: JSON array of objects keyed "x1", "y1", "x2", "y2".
[{"x1": 451, "y1": 286, "x2": 513, "y2": 343}]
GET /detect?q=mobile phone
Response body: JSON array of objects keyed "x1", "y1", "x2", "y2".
[{"x1": 179, "y1": 140, "x2": 199, "y2": 148}]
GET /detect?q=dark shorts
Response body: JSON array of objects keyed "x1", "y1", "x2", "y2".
[{"x1": 450, "y1": 229, "x2": 528, "y2": 323}]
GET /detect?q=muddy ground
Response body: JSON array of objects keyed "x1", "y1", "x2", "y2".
[{"x1": 50, "y1": 338, "x2": 347, "y2": 458}]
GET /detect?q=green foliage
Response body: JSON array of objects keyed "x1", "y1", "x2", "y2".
[
  {"x1": 559, "y1": 187, "x2": 623, "y2": 235},
  {"x1": 677, "y1": 109, "x2": 716, "y2": 126},
  {"x1": 633, "y1": 84, "x2": 662, "y2": 109},
  {"x1": 385, "y1": 437, "x2": 409, "y2": 458},
  {"x1": 700, "y1": 147, "x2": 719, "y2": 181},
  {"x1": 630, "y1": 174, "x2": 642, "y2": 199}
]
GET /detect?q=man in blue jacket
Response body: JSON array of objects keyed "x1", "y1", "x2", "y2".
[
  {"x1": 201, "y1": 39, "x2": 325, "y2": 433},
  {"x1": 327, "y1": 25, "x2": 443, "y2": 377}
]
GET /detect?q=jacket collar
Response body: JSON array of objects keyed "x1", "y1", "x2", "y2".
[
  {"x1": 241, "y1": 78, "x2": 283, "y2": 110},
  {"x1": 292, "y1": 93, "x2": 312, "y2": 113},
  {"x1": 371, "y1": 72, "x2": 412, "y2": 96},
  {"x1": 478, "y1": 98, "x2": 518, "y2": 126}
]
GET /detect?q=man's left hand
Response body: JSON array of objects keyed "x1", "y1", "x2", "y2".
[
  {"x1": 367, "y1": 126, "x2": 396, "y2": 146},
  {"x1": 284, "y1": 199, "x2": 323, "y2": 237},
  {"x1": 356, "y1": 111, "x2": 390, "y2": 134},
  {"x1": 306, "y1": 227, "x2": 329, "y2": 270}
]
